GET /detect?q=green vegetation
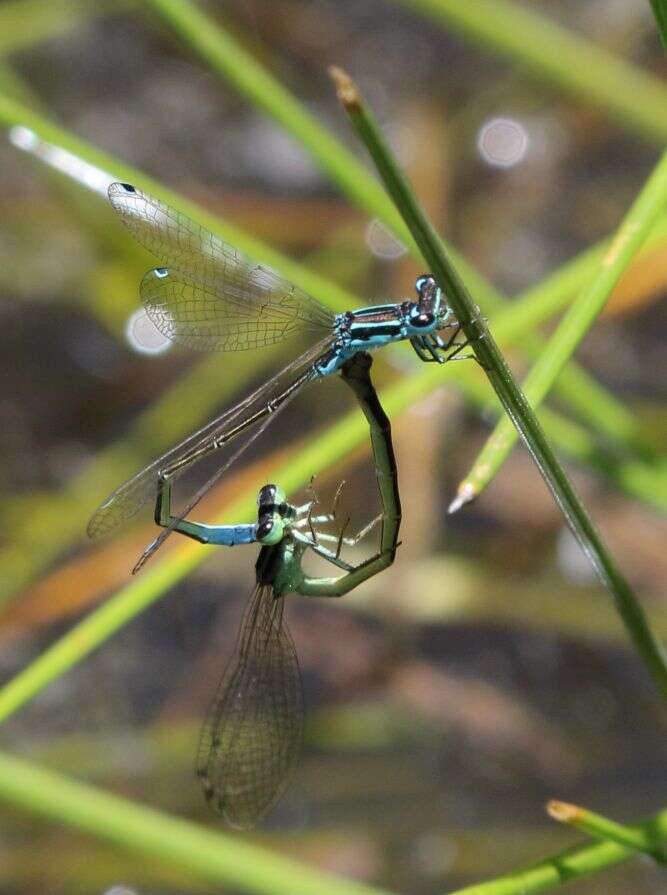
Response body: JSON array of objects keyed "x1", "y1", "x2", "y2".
[{"x1": 0, "y1": 0, "x2": 665, "y2": 893}]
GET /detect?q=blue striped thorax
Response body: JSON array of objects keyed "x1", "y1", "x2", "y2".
[{"x1": 316, "y1": 274, "x2": 455, "y2": 375}]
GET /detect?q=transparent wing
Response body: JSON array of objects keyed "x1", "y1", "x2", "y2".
[
  {"x1": 196, "y1": 584, "x2": 303, "y2": 829},
  {"x1": 86, "y1": 336, "x2": 332, "y2": 541},
  {"x1": 140, "y1": 266, "x2": 330, "y2": 352},
  {"x1": 109, "y1": 182, "x2": 334, "y2": 350}
]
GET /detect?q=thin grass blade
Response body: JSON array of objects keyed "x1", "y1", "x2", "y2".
[
  {"x1": 457, "y1": 147, "x2": 667, "y2": 503},
  {"x1": 329, "y1": 66, "x2": 667, "y2": 698}
]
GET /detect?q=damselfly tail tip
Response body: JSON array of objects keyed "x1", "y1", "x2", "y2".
[
  {"x1": 447, "y1": 485, "x2": 476, "y2": 515},
  {"x1": 131, "y1": 542, "x2": 156, "y2": 575},
  {"x1": 130, "y1": 558, "x2": 145, "y2": 576}
]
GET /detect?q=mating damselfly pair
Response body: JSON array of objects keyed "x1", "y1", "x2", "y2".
[{"x1": 89, "y1": 182, "x2": 467, "y2": 826}]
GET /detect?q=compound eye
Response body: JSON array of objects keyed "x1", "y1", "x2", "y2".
[
  {"x1": 410, "y1": 307, "x2": 434, "y2": 328},
  {"x1": 256, "y1": 517, "x2": 274, "y2": 541},
  {"x1": 258, "y1": 483, "x2": 278, "y2": 505},
  {"x1": 257, "y1": 513, "x2": 284, "y2": 545}
]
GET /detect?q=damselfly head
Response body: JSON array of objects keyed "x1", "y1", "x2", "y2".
[
  {"x1": 257, "y1": 484, "x2": 295, "y2": 539},
  {"x1": 405, "y1": 274, "x2": 439, "y2": 330},
  {"x1": 415, "y1": 274, "x2": 454, "y2": 330}
]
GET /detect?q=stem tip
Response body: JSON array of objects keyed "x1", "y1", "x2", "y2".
[
  {"x1": 547, "y1": 799, "x2": 582, "y2": 823},
  {"x1": 447, "y1": 483, "x2": 476, "y2": 514},
  {"x1": 328, "y1": 66, "x2": 361, "y2": 108}
]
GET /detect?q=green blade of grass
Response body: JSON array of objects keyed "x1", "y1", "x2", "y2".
[
  {"x1": 141, "y1": 0, "x2": 410, "y2": 251},
  {"x1": 0, "y1": 745, "x2": 664, "y2": 895},
  {"x1": 650, "y1": 0, "x2": 667, "y2": 51},
  {"x1": 458, "y1": 147, "x2": 667, "y2": 504},
  {"x1": 0, "y1": 0, "x2": 129, "y2": 56},
  {"x1": 458, "y1": 375, "x2": 667, "y2": 516},
  {"x1": 0, "y1": 748, "x2": 393, "y2": 895},
  {"x1": 329, "y1": 66, "x2": 667, "y2": 698},
  {"x1": 393, "y1": 0, "x2": 667, "y2": 145},
  {"x1": 547, "y1": 800, "x2": 666, "y2": 863},
  {"x1": 136, "y1": 0, "x2": 510, "y2": 312},
  {"x1": 447, "y1": 808, "x2": 667, "y2": 894}
]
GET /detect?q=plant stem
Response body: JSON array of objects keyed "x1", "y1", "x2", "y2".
[
  {"x1": 458, "y1": 376, "x2": 667, "y2": 515},
  {"x1": 0, "y1": 0, "x2": 128, "y2": 55},
  {"x1": 141, "y1": 0, "x2": 419, "y2": 254},
  {"x1": 329, "y1": 65, "x2": 667, "y2": 698},
  {"x1": 447, "y1": 807, "x2": 667, "y2": 894},
  {"x1": 393, "y1": 0, "x2": 667, "y2": 145},
  {"x1": 650, "y1": 0, "x2": 667, "y2": 51},
  {"x1": 0, "y1": 744, "x2": 663, "y2": 895},
  {"x1": 458, "y1": 147, "x2": 667, "y2": 501},
  {"x1": 0, "y1": 748, "x2": 392, "y2": 895},
  {"x1": 547, "y1": 800, "x2": 666, "y2": 863}
]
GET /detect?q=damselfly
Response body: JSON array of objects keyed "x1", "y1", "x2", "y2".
[
  {"x1": 160, "y1": 354, "x2": 400, "y2": 827},
  {"x1": 87, "y1": 182, "x2": 457, "y2": 571}
]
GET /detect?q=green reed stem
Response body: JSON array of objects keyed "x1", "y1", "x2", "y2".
[
  {"x1": 547, "y1": 800, "x2": 666, "y2": 863},
  {"x1": 0, "y1": 745, "x2": 663, "y2": 895},
  {"x1": 0, "y1": 0, "x2": 127, "y2": 56},
  {"x1": 447, "y1": 807, "x2": 667, "y2": 894},
  {"x1": 393, "y1": 0, "x2": 667, "y2": 145},
  {"x1": 649, "y1": 0, "x2": 667, "y2": 51},
  {"x1": 0, "y1": 748, "x2": 393, "y2": 895},
  {"x1": 457, "y1": 375, "x2": 667, "y2": 515},
  {"x1": 460, "y1": 147, "x2": 667, "y2": 502},
  {"x1": 329, "y1": 66, "x2": 667, "y2": 698}
]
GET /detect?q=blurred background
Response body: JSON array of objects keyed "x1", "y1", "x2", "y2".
[{"x1": 0, "y1": 0, "x2": 666, "y2": 892}]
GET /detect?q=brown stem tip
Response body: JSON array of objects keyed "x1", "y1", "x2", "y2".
[
  {"x1": 328, "y1": 66, "x2": 361, "y2": 109},
  {"x1": 547, "y1": 799, "x2": 582, "y2": 823}
]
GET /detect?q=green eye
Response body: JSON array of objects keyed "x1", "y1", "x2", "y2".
[{"x1": 258, "y1": 514, "x2": 285, "y2": 545}]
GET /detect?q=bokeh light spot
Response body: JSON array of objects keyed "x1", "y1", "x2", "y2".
[
  {"x1": 365, "y1": 219, "x2": 407, "y2": 259},
  {"x1": 125, "y1": 309, "x2": 172, "y2": 355},
  {"x1": 477, "y1": 117, "x2": 529, "y2": 168}
]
